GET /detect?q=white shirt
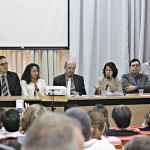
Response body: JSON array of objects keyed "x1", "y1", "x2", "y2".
[
  {"x1": 0, "y1": 73, "x2": 11, "y2": 96},
  {"x1": 141, "y1": 61, "x2": 150, "y2": 79},
  {"x1": 20, "y1": 79, "x2": 46, "y2": 96},
  {"x1": 84, "y1": 139, "x2": 116, "y2": 150}
]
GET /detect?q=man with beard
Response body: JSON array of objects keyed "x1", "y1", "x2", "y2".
[
  {"x1": 122, "y1": 58, "x2": 150, "y2": 94},
  {"x1": 53, "y1": 60, "x2": 86, "y2": 95}
]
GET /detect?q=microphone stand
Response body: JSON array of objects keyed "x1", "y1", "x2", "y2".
[{"x1": 50, "y1": 89, "x2": 56, "y2": 112}]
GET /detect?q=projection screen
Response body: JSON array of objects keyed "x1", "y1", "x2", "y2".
[{"x1": 0, "y1": 0, "x2": 69, "y2": 49}]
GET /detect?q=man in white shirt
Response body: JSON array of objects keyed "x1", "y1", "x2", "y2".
[{"x1": 141, "y1": 56, "x2": 150, "y2": 79}]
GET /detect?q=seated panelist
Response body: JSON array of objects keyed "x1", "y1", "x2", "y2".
[
  {"x1": 53, "y1": 59, "x2": 87, "y2": 95},
  {"x1": 122, "y1": 59, "x2": 150, "y2": 94},
  {"x1": 21, "y1": 63, "x2": 46, "y2": 96},
  {"x1": 0, "y1": 56, "x2": 21, "y2": 96},
  {"x1": 94, "y1": 62, "x2": 122, "y2": 95}
]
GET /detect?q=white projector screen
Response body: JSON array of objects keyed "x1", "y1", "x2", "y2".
[{"x1": 0, "y1": 0, "x2": 69, "y2": 49}]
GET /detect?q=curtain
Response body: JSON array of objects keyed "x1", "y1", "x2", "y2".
[
  {"x1": 70, "y1": 0, "x2": 150, "y2": 94},
  {"x1": 0, "y1": 50, "x2": 69, "y2": 86}
]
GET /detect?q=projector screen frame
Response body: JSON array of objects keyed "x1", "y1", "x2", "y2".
[{"x1": 0, "y1": 0, "x2": 69, "y2": 50}]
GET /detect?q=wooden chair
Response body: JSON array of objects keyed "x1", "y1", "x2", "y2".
[
  {"x1": 121, "y1": 138, "x2": 131, "y2": 146},
  {"x1": 114, "y1": 143, "x2": 123, "y2": 149}
]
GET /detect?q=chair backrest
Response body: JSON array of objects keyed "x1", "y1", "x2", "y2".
[{"x1": 114, "y1": 143, "x2": 123, "y2": 149}]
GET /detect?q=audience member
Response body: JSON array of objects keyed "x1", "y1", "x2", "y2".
[
  {"x1": 94, "y1": 62, "x2": 122, "y2": 95},
  {"x1": 140, "y1": 56, "x2": 150, "y2": 79},
  {"x1": 139, "y1": 110, "x2": 150, "y2": 131},
  {"x1": 124, "y1": 136, "x2": 150, "y2": 150},
  {"x1": 0, "y1": 108, "x2": 6, "y2": 132},
  {"x1": 22, "y1": 113, "x2": 84, "y2": 150},
  {"x1": 20, "y1": 104, "x2": 47, "y2": 133},
  {"x1": 2, "y1": 109, "x2": 22, "y2": 150},
  {"x1": 122, "y1": 58, "x2": 150, "y2": 94},
  {"x1": 21, "y1": 63, "x2": 46, "y2": 96},
  {"x1": 106, "y1": 105, "x2": 140, "y2": 136},
  {"x1": 92, "y1": 104, "x2": 110, "y2": 131},
  {"x1": 65, "y1": 107, "x2": 115, "y2": 150},
  {"x1": 0, "y1": 56, "x2": 21, "y2": 96},
  {"x1": 88, "y1": 110, "x2": 106, "y2": 139},
  {"x1": 53, "y1": 60, "x2": 86, "y2": 95}
]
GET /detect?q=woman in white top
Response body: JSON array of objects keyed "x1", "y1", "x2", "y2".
[{"x1": 21, "y1": 63, "x2": 46, "y2": 96}]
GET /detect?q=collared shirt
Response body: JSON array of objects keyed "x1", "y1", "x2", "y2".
[
  {"x1": 134, "y1": 76, "x2": 139, "y2": 90},
  {"x1": 141, "y1": 61, "x2": 150, "y2": 79},
  {"x1": 65, "y1": 74, "x2": 76, "y2": 94},
  {"x1": 0, "y1": 73, "x2": 11, "y2": 96}
]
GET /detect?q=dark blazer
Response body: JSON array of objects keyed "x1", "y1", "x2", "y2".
[
  {"x1": 53, "y1": 73, "x2": 87, "y2": 95},
  {"x1": 105, "y1": 129, "x2": 140, "y2": 136},
  {"x1": 122, "y1": 73, "x2": 150, "y2": 93},
  {"x1": 0, "y1": 71, "x2": 21, "y2": 96}
]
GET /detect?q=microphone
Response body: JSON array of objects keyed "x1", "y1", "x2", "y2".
[{"x1": 106, "y1": 76, "x2": 110, "y2": 90}]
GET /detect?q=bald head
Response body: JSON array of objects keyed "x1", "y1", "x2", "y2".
[{"x1": 64, "y1": 60, "x2": 76, "y2": 77}]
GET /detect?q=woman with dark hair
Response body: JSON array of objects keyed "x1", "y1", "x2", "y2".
[
  {"x1": 21, "y1": 63, "x2": 46, "y2": 96},
  {"x1": 94, "y1": 62, "x2": 122, "y2": 95}
]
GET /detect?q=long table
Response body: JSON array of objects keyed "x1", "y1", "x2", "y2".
[
  {"x1": 67, "y1": 93, "x2": 150, "y2": 107},
  {"x1": 0, "y1": 96, "x2": 68, "y2": 108},
  {"x1": 0, "y1": 94, "x2": 150, "y2": 109}
]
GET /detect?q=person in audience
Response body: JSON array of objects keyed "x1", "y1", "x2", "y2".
[
  {"x1": 88, "y1": 110, "x2": 106, "y2": 139},
  {"x1": 53, "y1": 59, "x2": 87, "y2": 95},
  {"x1": 0, "y1": 108, "x2": 6, "y2": 133},
  {"x1": 2, "y1": 109, "x2": 22, "y2": 150},
  {"x1": 122, "y1": 58, "x2": 150, "y2": 94},
  {"x1": 106, "y1": 105, "x2": 140, "y2": 136},
  {"x1": 92, "y1": 104, "x2": 110, "y2": 131},
  {"x1": 0, "y1": 56, "x2": 21, "y2": 96},
  {"x1": 124, "y1": 136, "x2": 150, "y2": 150},
  {"x1": 65, "y1": 107, "x2": 116, "y2": 150},
  {"x1": 140, "y1": 56, "x2": 150, "y2": 79},
  {"x1": 139, "y1": 110, "x2": 150, "y2": 131},
  {"x1": 94, "y1": 62, "x2": 122, "y2": 95},
  {"x1": 19, "y1": 104, "x2": 47, "y2": 133},
  {"x1": 22, "y1": 113, "x2": 84, "y2": 150},
  {"x1": 21, "y1": 63, "x2": 46, "y2": 96}
]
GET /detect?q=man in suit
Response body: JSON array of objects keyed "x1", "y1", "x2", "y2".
[
  {"x1": 122, "y1": 58, "x2": 150, "y2": 94},
  {"x1": 0, "y1": 56, "x2": 21, "y2": 96},
  {"x1": 53, "y1": 60, "x2": 86, "y2": 95}
]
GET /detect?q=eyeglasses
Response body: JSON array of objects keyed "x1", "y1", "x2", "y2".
[
  {"x1": 131, "y1": 64, "x2": 140, "y2": 67},
  {"x1": 0, "y1": 62, "x2": 9, "y2": 66}
]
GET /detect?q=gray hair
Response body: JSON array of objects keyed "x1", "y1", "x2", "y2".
[
  {"x1": 22, "y1": 112, "x2": 82, "y2": 150},
  {"x1": 124, "y1": 136, "x2": 150, "y2": 150},
  {"x1": 65, "y1": 107, "x2": 91, "y2": 141}
]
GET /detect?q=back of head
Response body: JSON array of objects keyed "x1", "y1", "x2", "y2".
[
  {"x1": 0, "y1": 108, "x2": 6, "y2": 129},
  {"x1": 3, "y1": 109, "x2": 20, "y2": 132},
  {"x1": 92, "y1": 104, "x2": 110, "y2": 129},
  {"x1": 20, "y1": 104, "x2": 47, "y2": 132},
  {"x1": 22, "y1": 113, "x2": 84, "y2": 150},
  {"x1": 112, "y1": 105, "x2": 131, "y2": 128},
  {"x1": 124, "y1": 136, "x2": 150, "y2": 150},
  {"x1": 144, "y1": 110, "x2": 150, "y2": 127},
  {"x1": 65, "y1": 107, "x2": 91, "y2": 141},
  {"x1": 88, "y1": 110, "x2": 105, "y2": 139}
]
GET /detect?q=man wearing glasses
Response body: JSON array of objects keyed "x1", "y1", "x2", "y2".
[
  {"x1": 122, "y1": 58, "x2": 150, "y2": 94},
  {"x1": 0, "y1": 56, "x2": 21, "y2": 96}
]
